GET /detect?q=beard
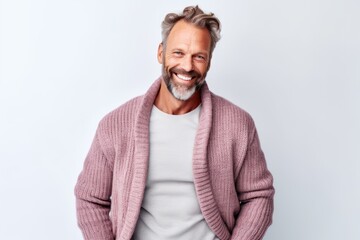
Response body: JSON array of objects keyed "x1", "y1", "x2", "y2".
[{"x1": 161, "y1": 62, "x2": 207, "y2": 101}]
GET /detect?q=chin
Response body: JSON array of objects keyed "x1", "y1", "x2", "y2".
[{"x1": 170, "y1": 84, "x2": 196, "y2": 101}]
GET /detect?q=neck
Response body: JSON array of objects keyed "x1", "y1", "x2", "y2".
[{"x1": 154, "y1": 79, "x2": 201, "y2": 115}]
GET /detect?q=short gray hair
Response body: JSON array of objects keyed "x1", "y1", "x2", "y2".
[{"x1": 161, "y1": 6, "x2": 221, "y2": 56}]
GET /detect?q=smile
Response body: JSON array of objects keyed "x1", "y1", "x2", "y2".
[{"x1": 175, "y1": 73, "x2": 193, "y2": 81}]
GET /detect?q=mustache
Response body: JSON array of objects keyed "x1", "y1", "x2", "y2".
[{"x1": 170, "y1": 67, "x2": 201, "y2": 78}]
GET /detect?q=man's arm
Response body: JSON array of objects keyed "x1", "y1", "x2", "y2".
[
  {"x1": 74, "y1": 130, "x2": 114, "y2": 240},
  {"x1": 231, "y1": 128, "x2": 275, "y2": 240}
]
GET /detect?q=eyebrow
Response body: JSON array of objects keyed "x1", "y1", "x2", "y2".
[{"x1": 171, "y1": 48, "x2": 209, "y2": 57}]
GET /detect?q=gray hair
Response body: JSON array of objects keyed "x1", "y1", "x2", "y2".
[{"x1": 161, "y1": 5, "x2": 221, "y2": 56}]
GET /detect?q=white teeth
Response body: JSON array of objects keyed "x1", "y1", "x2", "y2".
[{"x1": 176, "y1": 74, "x2": 192, "y2": 81}]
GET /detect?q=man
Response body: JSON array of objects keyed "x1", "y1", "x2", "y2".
[{"x1": 75, "y1": 5, "x2": 274, "y2": 240}]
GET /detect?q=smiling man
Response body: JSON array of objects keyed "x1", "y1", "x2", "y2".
[
  {"x1": 157, "y1": 19, "x2": 210, "y2": 109},
  {"x1": 75, "y1": 6, "x2": 274, "y2": 240}
]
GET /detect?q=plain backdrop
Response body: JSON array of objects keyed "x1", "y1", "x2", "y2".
[{"x1": 1, "y1": 0, "x2": 359, "y2": 239}]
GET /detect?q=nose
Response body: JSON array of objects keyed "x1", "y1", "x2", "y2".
[{"x1": 180, "y1": 55, "x2": 194, "y2": 72}]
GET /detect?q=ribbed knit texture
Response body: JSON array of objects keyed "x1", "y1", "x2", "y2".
[{"x1": 75, "y1": 77, "x2": 275, "y2": 240}]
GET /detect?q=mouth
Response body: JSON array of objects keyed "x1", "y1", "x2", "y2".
[{"x1": 174, "y1": 73, "x2": 193, "y2": 81}]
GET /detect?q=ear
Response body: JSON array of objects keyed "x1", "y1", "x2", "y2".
[{"x1": 157, "y1": 43, "x2": 163, "y2": 64}]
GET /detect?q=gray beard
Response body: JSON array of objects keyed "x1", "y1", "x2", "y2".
[{"x1": 161, "y1": 65, "x2": 205, "y2": 101}]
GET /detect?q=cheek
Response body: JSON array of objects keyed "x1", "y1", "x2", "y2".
[
  {"x1": 165, "y1": 57, "x2": 179, "y2": 67},
  {"x1": 164, "y1": 60, "x2": 179, "y2": 73},
  {"x1": 195, "y1": 63, "x2": 209, "y2": 75}
]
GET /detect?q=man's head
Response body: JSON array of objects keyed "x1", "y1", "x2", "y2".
[{"x1": 158, "y1": 6, "x2": 221, "y2": 101}]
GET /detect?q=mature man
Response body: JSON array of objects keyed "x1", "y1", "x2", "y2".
[{"x1": 75, "y1": 5, "x2": 274, "y2": 240}]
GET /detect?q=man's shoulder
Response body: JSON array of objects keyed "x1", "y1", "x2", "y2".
[
  {"x1": 209, "y1": 92, "x2": 257, "y2": 133},
  {"x1": 98, "y1": 95, "x2": 144, "y2": 128}
]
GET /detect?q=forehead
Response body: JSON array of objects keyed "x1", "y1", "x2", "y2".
[{"x1": 166, "y1": 20, "x2": 211, "y2": 51}]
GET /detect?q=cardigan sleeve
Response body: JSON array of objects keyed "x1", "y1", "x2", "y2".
[
  {"x1": 74, "y1": 128, "x2": 115, "y2": 240},
  {"x1": 231, "y1": 126, "x2": 275, "y2": 240}
]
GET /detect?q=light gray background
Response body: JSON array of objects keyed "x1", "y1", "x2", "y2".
[{"x1": 1, "y1": 0, "x2": 359, "y2": 239}]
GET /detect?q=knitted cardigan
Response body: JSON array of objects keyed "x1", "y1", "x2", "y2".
[{"x1": 75, "y1": 78, "x2": 275, "y2": 240}]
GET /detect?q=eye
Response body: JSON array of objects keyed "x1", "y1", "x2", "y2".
[
  {"x1": 195, "y1": 54, "x2": 206, "y2": 61},
  {"x1": 173, "y1": 51, "x2": 184, "y2": 57}
]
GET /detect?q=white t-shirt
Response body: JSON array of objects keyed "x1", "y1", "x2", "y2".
[{"x1": 133, "y1": 104, "x2": 218, "y2": 240}]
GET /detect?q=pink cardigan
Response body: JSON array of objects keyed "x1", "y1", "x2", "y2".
[{"x1": 75, "y1": 78, "x2": 274, "y2": 240}]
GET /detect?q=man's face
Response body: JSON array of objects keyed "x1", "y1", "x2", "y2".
[{"x1": 158, "y1": 20, "x2": 212, "y2": 101}]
